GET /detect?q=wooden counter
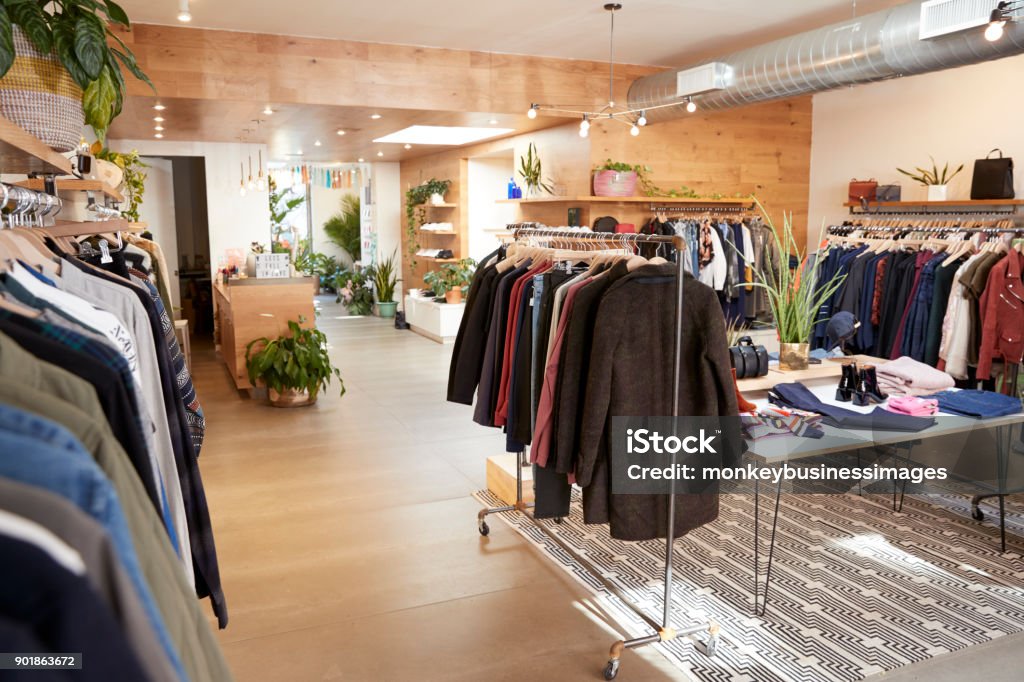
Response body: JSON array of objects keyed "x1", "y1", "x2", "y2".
[{"x1": 213, "y1": 277, "x2": 316, "y2": 390}]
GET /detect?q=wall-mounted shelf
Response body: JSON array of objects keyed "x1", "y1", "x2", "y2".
[
  {"x1": 419, "y1": 229, "x2": 457, "y2": 235},
  {"x1": 498, "y1": 195, "x2": 752, "y2": 205},
  {"x1": 424, "y1": 202, "x2": 457, "y2": 208},
  {"x1": 420, "y1": 257, "x2": 458, "y2": 263},
  {"x1": 15, "y1": 177, "x2": 124, "y2": 203},
  {"x1": 0, "y1": 114, "x2": 73, "y2": 176},
  {"x1": 843, "y1": 199, "x2": 1024, "y2": 208}
]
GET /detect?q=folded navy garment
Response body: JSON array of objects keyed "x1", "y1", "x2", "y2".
[
  {"x1": 769, "y1": 382, "x2": 936, "y2": 432},
  {"x1": 922, "y1": 390, "x2": 1023, "y2": 419}
]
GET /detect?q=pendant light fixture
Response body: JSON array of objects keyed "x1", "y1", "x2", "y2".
[
  {"x1": 526, "y1": 4, "x2": 693, "y2": 135},
  {"x1": 256, "y1": 149, "x2": 266, "y2": 192},
  {"x1": 985, "y1": 1, "x2": 1021, "y2": 41},
  {"x1": 239, "y1": 162, "x2": 246, "y2": 197}
]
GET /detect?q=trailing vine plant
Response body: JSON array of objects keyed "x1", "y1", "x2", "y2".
[{"x1": 404, "y1": 178, "x2": 451, "y2": 266}]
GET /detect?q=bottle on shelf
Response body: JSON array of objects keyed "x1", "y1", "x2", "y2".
[{"x1": 507, "y1": 177, "x2": 515, "y2": 200}]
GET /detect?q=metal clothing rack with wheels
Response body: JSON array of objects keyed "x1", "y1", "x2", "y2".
[{"x1": 475, "y1": 224, "x2": 721, "y2": 680}]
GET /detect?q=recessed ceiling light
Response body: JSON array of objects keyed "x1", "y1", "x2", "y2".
[
  {"x1": 370, "y1": 113, "x2": 382, "y2": 120},
  {"x1": 263, "y1": 105, "x2": 273, "y2": 115},
  {"x1": 296, "y1": 149, "x2": 304, "y2": 155},
  {"x1": 154, "y1": 116, "x2": 164, "y2": 122},
  {"x1": 374, "y1": 125, "x2": 514, "y2": 146},
  {"x1": 336, "y1": 129, "x2": 345, "y2": 136},
  {"x1": 357, "y1": 157, "x2": 365, "y2": 163},
  {"x1": 154, "y1": 133, "x2": 164, "y2": 138},
  {"x1": 377, "y1": 151, "x2": 384, "y2": 157},
  {"x1": 153, "y1": 103, "x2": 165, "y2": 111},
  {"x1": 155, "y1": 125, "x2": 164, "y2": 131},
  {"x1": 404, "y1": 143, "x2": 412, "y2": 149},
  {"x1": 489, "y1": 118, "x2": 498, "y2": 125},
  {"x1": 314, "y1": 140, "x2": 322, "y2": 147}
]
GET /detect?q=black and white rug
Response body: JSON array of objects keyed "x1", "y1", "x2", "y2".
[{"x1": 474, "y1": 489, "x2": 1024, "y2": 681}]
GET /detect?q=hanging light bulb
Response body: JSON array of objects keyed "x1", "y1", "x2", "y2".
[
  {"x1": 985, "y1": 17, "x2": 1006, "y2": 41},
  {"x1": 527, "y1": 104, "x2": 538, "y2": 119},
  {"x1": 239, "y1": 163, "x2": 246, "y2": 196},
  {"x1": 256, "y1": 149, "x2": 266, "y2": 191},
  {"x1": 579, "y1": 126, "x2": 589, "y2": 139},
  {"x1": 177, "y1": 0, "x2": 191, "y2": 22},
  {"x1": 580, "y1": 115, "x2": 590, "y2": 132},
  {"x1": 629, "y1": 124, "x2": 640, "y2": 137},
  {"x1": 637, "y1": 111, "x2": 647, "y2": 127},
  {"x1": 314, "y1": 140, "x2": 322, "y2": 147},
  {"x1": 686, "y1": 98, "x2": 697, "y2": 113},
  {"x1": 247, "y1": 154, "x2": 255, "y2": 190},
  {"x1": 263, "y1": 105, "x2": 274, "y2": 115}
]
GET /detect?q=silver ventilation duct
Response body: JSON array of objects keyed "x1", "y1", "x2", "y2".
[{"x1": 627, "y1": 0, "x2": 1024, "y2": 122}]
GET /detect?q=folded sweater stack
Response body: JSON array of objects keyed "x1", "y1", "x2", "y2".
[
  {"x1": 876, "y1": 356, "x2": 955, "y2": 397},
  {"x1": 884, "y1": 395, "x2": 939, "y2": 416}
]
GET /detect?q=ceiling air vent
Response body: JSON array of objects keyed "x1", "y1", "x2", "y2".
[
  {"x1": 919, "y1": 0, "x2": 1000, "y2": 39},
  {"x1": 675, "y1": 62, "x2": 732, "y2": 99}
]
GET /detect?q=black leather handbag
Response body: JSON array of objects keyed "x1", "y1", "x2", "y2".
[
  {"x1": 729, "y1": 336, "x2": 769, "y2": 379},
  {"x1": 971, "y1": 148, "x2": 1015, "y2": 200}
]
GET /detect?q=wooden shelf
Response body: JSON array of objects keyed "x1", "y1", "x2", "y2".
[
  {"x1": 424, "y1": 202, "x2": 457, "y2": 208},
  {"x1": 419, "y1": 229, "x2": 457, "y2": 235},
  {"x1": 843, "y1": 199, "x2": 1024, "y2": 208},
  {"x1": 498, "y1": 195, "x2": 752, "y2": 205},
  {"x1": 420, "y1": 257, "x2": 458, "y2": 263},
  {"x1": 0, "y1": 114, "x2": 73, "y2": 176},
  {"x1": 15, "y1": 177, "x2": 124, "y2": 203}
]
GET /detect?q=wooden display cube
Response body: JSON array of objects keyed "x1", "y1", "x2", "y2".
[{"x1": 486, "y1": 454, "x2": 534, "y2": 506}]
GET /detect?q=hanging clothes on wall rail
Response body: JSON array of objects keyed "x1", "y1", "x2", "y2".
[
  {"x1": 0, "y1": 203, "x2": 232, "y2": 681},
  {"x1": 814, "y1": 218, "x2": 1024, "y2": 395}
]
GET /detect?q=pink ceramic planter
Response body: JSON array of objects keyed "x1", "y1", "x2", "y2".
[{"x1": 592, "y1": 170, "x2": 638, "y2": 197}]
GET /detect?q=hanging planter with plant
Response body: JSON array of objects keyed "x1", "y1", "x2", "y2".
[
  {"x1": 404, "y1": 178, "x2": 451, "y2": 265},
  {"x1": 0, "y1": 1, "x2": 154, "y2": 150}
]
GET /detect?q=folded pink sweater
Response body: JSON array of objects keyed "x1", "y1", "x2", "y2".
[
  {"x1": 884, "y1": 395, "x2": 939, "y2": 416},
  {"x1": 876, "y1": 356, "x2": 955, "y2": 397}
]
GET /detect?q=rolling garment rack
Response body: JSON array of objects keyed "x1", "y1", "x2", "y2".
[{"x1": 475, "y1": 223, "x2": 728, "y2": 681}]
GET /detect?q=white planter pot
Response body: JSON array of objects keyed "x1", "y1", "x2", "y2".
[
  {"x1": 927, "y1": 184, "x2": 948, "y2": 201},
  {"x1": 430, "y1": 193, "x2": 446, "y2": 205}
]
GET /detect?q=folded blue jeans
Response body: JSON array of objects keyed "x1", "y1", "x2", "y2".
[{"x1": 922, "y1": 390, "x2": 1022, "y2": 419}]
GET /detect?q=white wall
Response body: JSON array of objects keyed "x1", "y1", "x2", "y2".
[
  {"x1": 372, "y1": 162, "x2": 403, "y2": 300},
  {"x1": 108, "y1": 139, "x2": 271, "y2": 274},
  {"x1": 467, "y1": 155, "x2": 516, "y2": 261},
  {"x1": 137, "y1": 157, "x2": 180, "y2": 308},
  {"x1": 808, "y1": 54, "x2": 1024, "y2": 244}
]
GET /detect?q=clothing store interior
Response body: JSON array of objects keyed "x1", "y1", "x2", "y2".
[{"x1": 3, "y1": 1, "x2": 1024, "y2": 681}]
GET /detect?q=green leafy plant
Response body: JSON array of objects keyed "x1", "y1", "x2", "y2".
[
  {"x1": 593, "y1": 159, "x2": 733, "y2": 199},
  {"x1": 0, "y1": 1, "x2": 155, "y2": 140},
  {"x1": 323, "y1": 194, "x2": 361, "y2": 262},
  {"x1": 245, "y1": 317, "x2": 344, "y2": 400},
  {"x1": 404, "y1": 178, "x2": 451, "y2": 264},
  {"x1": 372, "y1": 250, "x2": 399, "y2": 303},
  {"x1": 268, "y1": 175, "x2": 305, "y2": 250},
  {"x1": 422, "y1": 257, "x2": 476, "y2": 297},
  {"x1": 91, "y1": 142, "x2": 146, "y2": 221},
  {"x1": 896, "y1": 157, "x2": 964, "y2": 186},
  {"x1": 743, "y1": 199, "x2": 847, "y2": 344},
  {"x1": 334, "y1": 268, "x2": 374, "y2": 314},
  {"x1": 518, "y1": 143, "x2": 553, "y2": 194},
  {"x1": 295, "y1": 251, "x2": 339, "y2": 283}
]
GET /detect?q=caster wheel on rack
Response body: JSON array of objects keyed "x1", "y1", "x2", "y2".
[
  {"x1": 478, "y1": 520, "x2": 490, "y2": 536},
  {"x1": 554, "y1": 517, "x2": 564, "y2": 524},
  {"x1": 705, "y1": 634, "x2": 719, "y2": 658},
  {"x1": 972, "y1": 507, "x2": 985, "y2": 521},
  {"x1": 603, "y1": 660, "x2": 620, "y2": 680}
]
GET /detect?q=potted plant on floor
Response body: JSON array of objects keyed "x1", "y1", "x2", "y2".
[
  {"x1": 592, "y1": 159, "x2": 648, "y2": 197},
  {"x1": 518, "y1": 142, "x2": 553, "y2": 198},
  {"x1": 245, "y1": 317, "x2": 345, "y2": 407},
  {"x1": 897, "y1": 157, "x2": 964, "y2": 202},
  {"x1": 745, "y1": 202, "x2": 846, "y2": 371},
  {"x1": 405, "y1": 178, "x2": 451, "y2": 264},
  {"x1": 423, "y1": 258, "x2": 476, "y2": 304},
  {"x1": 323, "y1": 194, "x2": 361, "y2": 264},
  {"x1": 372, "y1": 250, "x2": 400, "y2": 318},
  {"x1": 334, "y1": 267, "x2": 374, "y2": 315},
  {"x1": 0, "y1": 1, "x2": 154, "y2": 149}
]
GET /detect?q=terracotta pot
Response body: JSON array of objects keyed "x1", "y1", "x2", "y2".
[
  {"x1": 593, "y1": 170, "x2": 637, "y2": 197},
  {"x1": 778, "y1": 342, "x2": 810, "y2": 371},
  {"x1": 268, "y1": 387, "x2": 316, "y2": 408},
  {"x1": 0, "y1": 27, "x2": 84, "y2": 152},
  {"x1": 445, "y1": 289, "x2": 463, "y2": 304}
]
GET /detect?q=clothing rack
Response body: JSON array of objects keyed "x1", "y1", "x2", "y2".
[
  {"x1": 0, "y1": 182, "x2": 64, "y2": 226},
  {"x1": 827, "y1": 223, "x2": 1024, "y2": 237},
  {"x1": 476, "y1": 225, "x2": 720, "y2": 680},
  {"x1": 647, "y1": 202, "x2": 756, "y2": 214}
]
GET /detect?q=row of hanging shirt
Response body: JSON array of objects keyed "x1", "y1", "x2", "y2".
[
  {"x1": 0, "y1": 223, "x2": 231, "y2": 681},
  {"x1": 447, "y1": 230, "x2": 741, "y2": 541},
  {"x1": 639, "y1": 214, "x2": 780, "y2": 325},
  {"x1": 813, "y1": 222, "x2": 1024, "y2": 392}
]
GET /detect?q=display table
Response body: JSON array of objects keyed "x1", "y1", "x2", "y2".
[
  {"x1": 404, "y1": 294, "x2": 465, "y2": 344},
  {"x1": 213, "y1": 277, "x2": 316, "y2": 390}
]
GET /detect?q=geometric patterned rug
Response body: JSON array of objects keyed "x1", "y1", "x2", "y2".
[{"x1": 474, "y1": 489, "x2": 1024, "y2": 681}]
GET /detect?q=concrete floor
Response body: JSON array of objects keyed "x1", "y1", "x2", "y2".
[{"x1": 192, "y1": 301, "x2": 1024, "y2": 681}]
